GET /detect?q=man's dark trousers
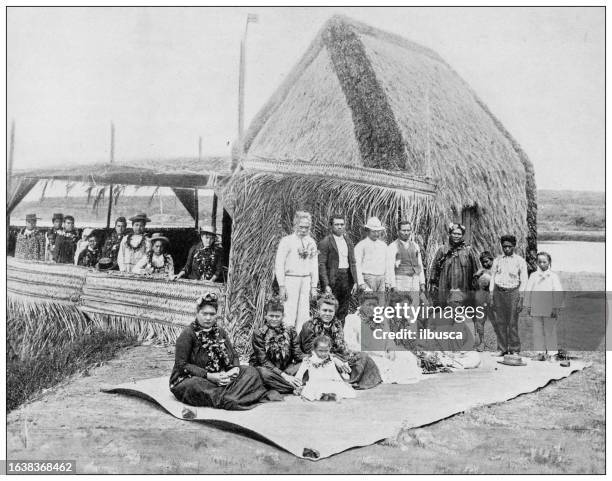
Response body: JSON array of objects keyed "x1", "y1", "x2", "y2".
[{"x1": 493, "y1": 286, "x2": 521, "y2": 353}]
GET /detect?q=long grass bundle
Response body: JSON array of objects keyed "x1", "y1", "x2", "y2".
[{"x1": 224, "y1": 168, "x2": 435, "y2": 353}]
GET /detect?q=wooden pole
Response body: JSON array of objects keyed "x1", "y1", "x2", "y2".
[
  {"x1": 198, "y1": 136, "x2": 202, "y2": 162},
  {"x1": 7, "y1": 120, "x2": 15, "y2": 243},
  {"x1": 106, "y1": 122, "x2": 115, "y2": 229},
  {"x1": 238, "y1": 38, "x2": 245, "y2": 143},
  {"x1": 194, "y1": 188, "x2": 199, "y2": 229},
  {"x1": 211, "y1": 193, "x2": 218, "y2": 233}
]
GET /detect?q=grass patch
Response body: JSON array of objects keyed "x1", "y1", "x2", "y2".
[{"x1": 7, "y1": 329, "x2": 137, "y2": 413}]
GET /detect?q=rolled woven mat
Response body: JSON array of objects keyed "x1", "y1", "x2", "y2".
[{"x1": 80, "y1": 270, "x2": 225, "y2": 331}]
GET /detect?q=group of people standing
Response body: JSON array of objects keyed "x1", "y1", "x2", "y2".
[
  {"x1": 13, "y1": 212, "x2": 223, "y2": 282},
  {"x1": 275, "y1": 211, "x2": 565, "y2": 359}
]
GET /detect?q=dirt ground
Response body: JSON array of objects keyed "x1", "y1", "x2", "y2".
[{"x1": 6, "y1": 342, "x2": 604, "y2": 474}]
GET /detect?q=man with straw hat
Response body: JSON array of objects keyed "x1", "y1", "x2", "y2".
[
  {"x1": 15, "y1": 213, "x2": 45, "y2": 261},
  {"x1": 133, "y1": 232, "x2": 174, "y2": 278},
  {"x1": 274, "y1": 211, "x2": 319, "y2": 332},
  {"x1": 354, "y1": 216, "x2": 388, "y2": 303},
  {"x1": 117, "y1": 213, "x2": 152, "y2": 273},
  {"x1": 45, "y1": 212, "x2": 64, "y2": 261}
]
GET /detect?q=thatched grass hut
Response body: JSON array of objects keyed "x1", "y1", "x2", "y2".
[{"x1": 224, "y1": 15, "x2": 536, "y2": 349}]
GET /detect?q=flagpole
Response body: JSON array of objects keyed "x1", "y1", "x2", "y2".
[
  {"x1": 106, "y1": 122, "x2": 115, "y2": 229},
  {"x1": 238, "y1": 13, "x2": 258, "y2": 147}
]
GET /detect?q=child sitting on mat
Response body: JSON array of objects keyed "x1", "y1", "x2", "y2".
[{"x1": 295, "y1": 334, "x2": 356, "y2": 402}]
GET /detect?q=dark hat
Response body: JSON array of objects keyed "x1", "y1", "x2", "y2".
[
  {"x1": 25, "y1": 214, "x2": 40, "y2": 222},
  {"x1": 129, "y1": 213, "x2": 151, "y2": 223},
  {"x1": 97, "y1": 257, "x2": 114, "y2": 271},
  {"x1": 115, "y1": 216, "x2": 127, "y2": 225},
  {"x1": 150, "y1": 232, "x2": 170, "y2": 245},
  {"x1": 52, "y1": 213, "x2": 64, "y2": 221}
]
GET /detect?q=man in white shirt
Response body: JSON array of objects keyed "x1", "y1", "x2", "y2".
[
  {"x1": 318, "y1": 214, "x2": 357, "y2": 324},
  {"x1": 354, "y1": 217, "x2": 388, "y2": 304},
  {"x1": 489, "y1": 234, "x2": 529, "y2": 355},
  {"x1": 275, "y1": 211, "x2": 319, "y2": 332}
]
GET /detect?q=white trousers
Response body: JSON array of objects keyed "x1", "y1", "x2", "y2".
[
  {"x1": 284, "y1": 275, "x2": 311, "y2": 333},
  {"x1": 531, "y1": 316, "x2": 558, "y2": 352}
]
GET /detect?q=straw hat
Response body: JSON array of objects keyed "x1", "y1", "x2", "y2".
[
  {"x1": 82, "y1": 228, "x2": 95, "y2": 238},
  {"x1": 129, "y1": 213, "x2": 151, "y2": 223},
  {"x1": 97, "y1": 257, "x2": 114, "y2": 271},
  {"x1": 150, "y1": 232, "x2": 170, "y2": 245},
  {"x1": 364, "y1": 217, "x2": 385, "y2": 231},
  {"x1": 497, "y1": 354, "x2": 526, "y2": 366},
  {"x1": 198, "y1": 225, "x2": 217, "y2": 236}
]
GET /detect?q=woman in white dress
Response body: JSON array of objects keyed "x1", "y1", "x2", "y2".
[
  {"x1": 344, "y1": 292, "x2": 423, "y2": 384},
  {"x1": 295, "y1": 335, "x2": 356, "y2": 401}
]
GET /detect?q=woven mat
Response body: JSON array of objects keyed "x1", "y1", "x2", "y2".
[{"x1": 104, "y1": 355, "x2": 588, "y2": 460}]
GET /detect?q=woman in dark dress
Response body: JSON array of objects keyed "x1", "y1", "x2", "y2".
[
  {"x1": 174, "y1": 226, "x2": 223, "y2": 282},
  {"x1": 169, "y1": 293, "x2": 272, "y2": 410},
  {"x1": 429, "y1": 223, "x2": 480, "y2": 307},
  {"x1": 299, "y1": 294, "x2": 382, "y2": 390}
]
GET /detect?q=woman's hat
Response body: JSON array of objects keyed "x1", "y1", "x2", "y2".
[
  {"x1": 82, "y1": 227, "x2": 95, "y2": 238},
  {"x1": 52, "y1": 213, "x2": 64, "y2": 222},
  {"x1": 364, "y1": 217, "x2": 385, "y2": 231},
  {"x1": 129, "y1": 213, "x2": 151, "y2": 223},
  {"x1": 97, "y1": 257, "x2": 114, "y2": 271},
  {"x1": 25, "y1": 214, "x2": 40, "y2": 222},
  {"x1": 150, "y1": 232, "x2": 170, "y2": 245},
  {"x1": 198, "y1": 225, "x2": 217, "y2": 235},
  {"x1": 497, "y1": 354, "x2": 527, "y2": 367}
]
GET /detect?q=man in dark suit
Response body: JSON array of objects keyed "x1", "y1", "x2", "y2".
[{"x1": 318, "y1": 214, "x2": 358, "y2": 324}]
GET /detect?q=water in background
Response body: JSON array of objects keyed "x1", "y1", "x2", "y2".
[{"x1": 538, "y1": 241, "x2": 604, "y2": 274}]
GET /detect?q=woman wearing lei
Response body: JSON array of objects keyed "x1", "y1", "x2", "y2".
[
  {"x1": 250, "y1": 297, "x2": 305, "y2": 394},
  {"x1": 429, "y1": 223, "x2": 480, "y2": 307},
  {"x1": 174, "y1": 226, "x2": 223, "y2": 282},
  {"x1": 133, "y1": 233, "x2": 175, "y2": 279},
  {"x1": 170, "y1": 292, "x2": 275, "y2": 410},
  {"x1": 298, "y1": 294, "x2": 382, "y2": 390}
]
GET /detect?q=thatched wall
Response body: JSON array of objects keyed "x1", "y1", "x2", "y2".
[{"x1": 224, "y1": 167, "x2": 434, "y2": 353}]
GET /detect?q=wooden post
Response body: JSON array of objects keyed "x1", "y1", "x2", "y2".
[
  {"x1": 194, "y1": 188, "x2": 199, "y2": 229},
  {"x1": 221, "y1": 208, "x2": 232, "y2": 281},
  {"x1": 7, "y1": 120, "x2": 15, "y2": 244},
  {"x1": 106, "y1": 122, "x2": 115, "y2": 229},
  {"x1": 198, "y1": 136, "x2": 202, "y2": 162},
  {"x1": 211, "y1": 193, "x2": 218, "y2": 233}
]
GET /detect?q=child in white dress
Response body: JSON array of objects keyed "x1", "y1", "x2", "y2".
[{"x1": 295, "y1": 335, "x2": 356, "y2": 401}]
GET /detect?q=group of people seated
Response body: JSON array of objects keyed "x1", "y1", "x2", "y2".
[{"x1": 13, "y1": 212, "x2": 223, "y2": 281}]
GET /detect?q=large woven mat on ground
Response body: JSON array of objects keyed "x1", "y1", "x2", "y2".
[{"x1": 104, "y1": 355, "x2": 588, "y2": 460}]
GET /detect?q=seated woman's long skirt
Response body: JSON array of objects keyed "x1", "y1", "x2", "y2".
[{"x1": 171, "y1": 365, "x2": 268, "y2": 410}]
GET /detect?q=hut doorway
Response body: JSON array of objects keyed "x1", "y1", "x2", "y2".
[{"x1": 461, "y1": 206, "x2": 477, "y2": 244}]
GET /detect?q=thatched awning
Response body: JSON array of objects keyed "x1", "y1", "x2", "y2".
[
  {"x1": 12, "y1": 156, "x2": 232, "y2": 189},
  {"x1": 241, "y1": 156, "x2": 436, "y2": 198}
]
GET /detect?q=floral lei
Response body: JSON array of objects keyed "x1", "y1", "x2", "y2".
[
  {"x1": 297, "y1": 237, "x2": 317, "y2": 259},
  {"x1": 193, "y1": 245, "x2": 218, "y2": 279},
  {"x1": 146, "y1": 252, "x2": 171, "y2": 273},
  {"x1": 191, "y1": 322, "x2": 232, "y2": 373},
  {"x1": 309, "y1": 355, "x2": 333, "y2": 369},
  {"x1": 125, "y1": 233, "x2": 147, "y2": 252},
  {"x1": 312, "y1": 317, "x2": 346, "y2": 352},
  {"x1": 264, "y1": 324, "x2": 291, "y2": 363}
]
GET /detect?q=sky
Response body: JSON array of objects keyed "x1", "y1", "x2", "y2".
[{"x1": 7, "y1": 6, "x2": 605, "y2": 192}]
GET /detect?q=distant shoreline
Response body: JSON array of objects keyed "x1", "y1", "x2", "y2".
[{"x1": 538, "y1": 230, "x2": 605, "y2": 242}]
